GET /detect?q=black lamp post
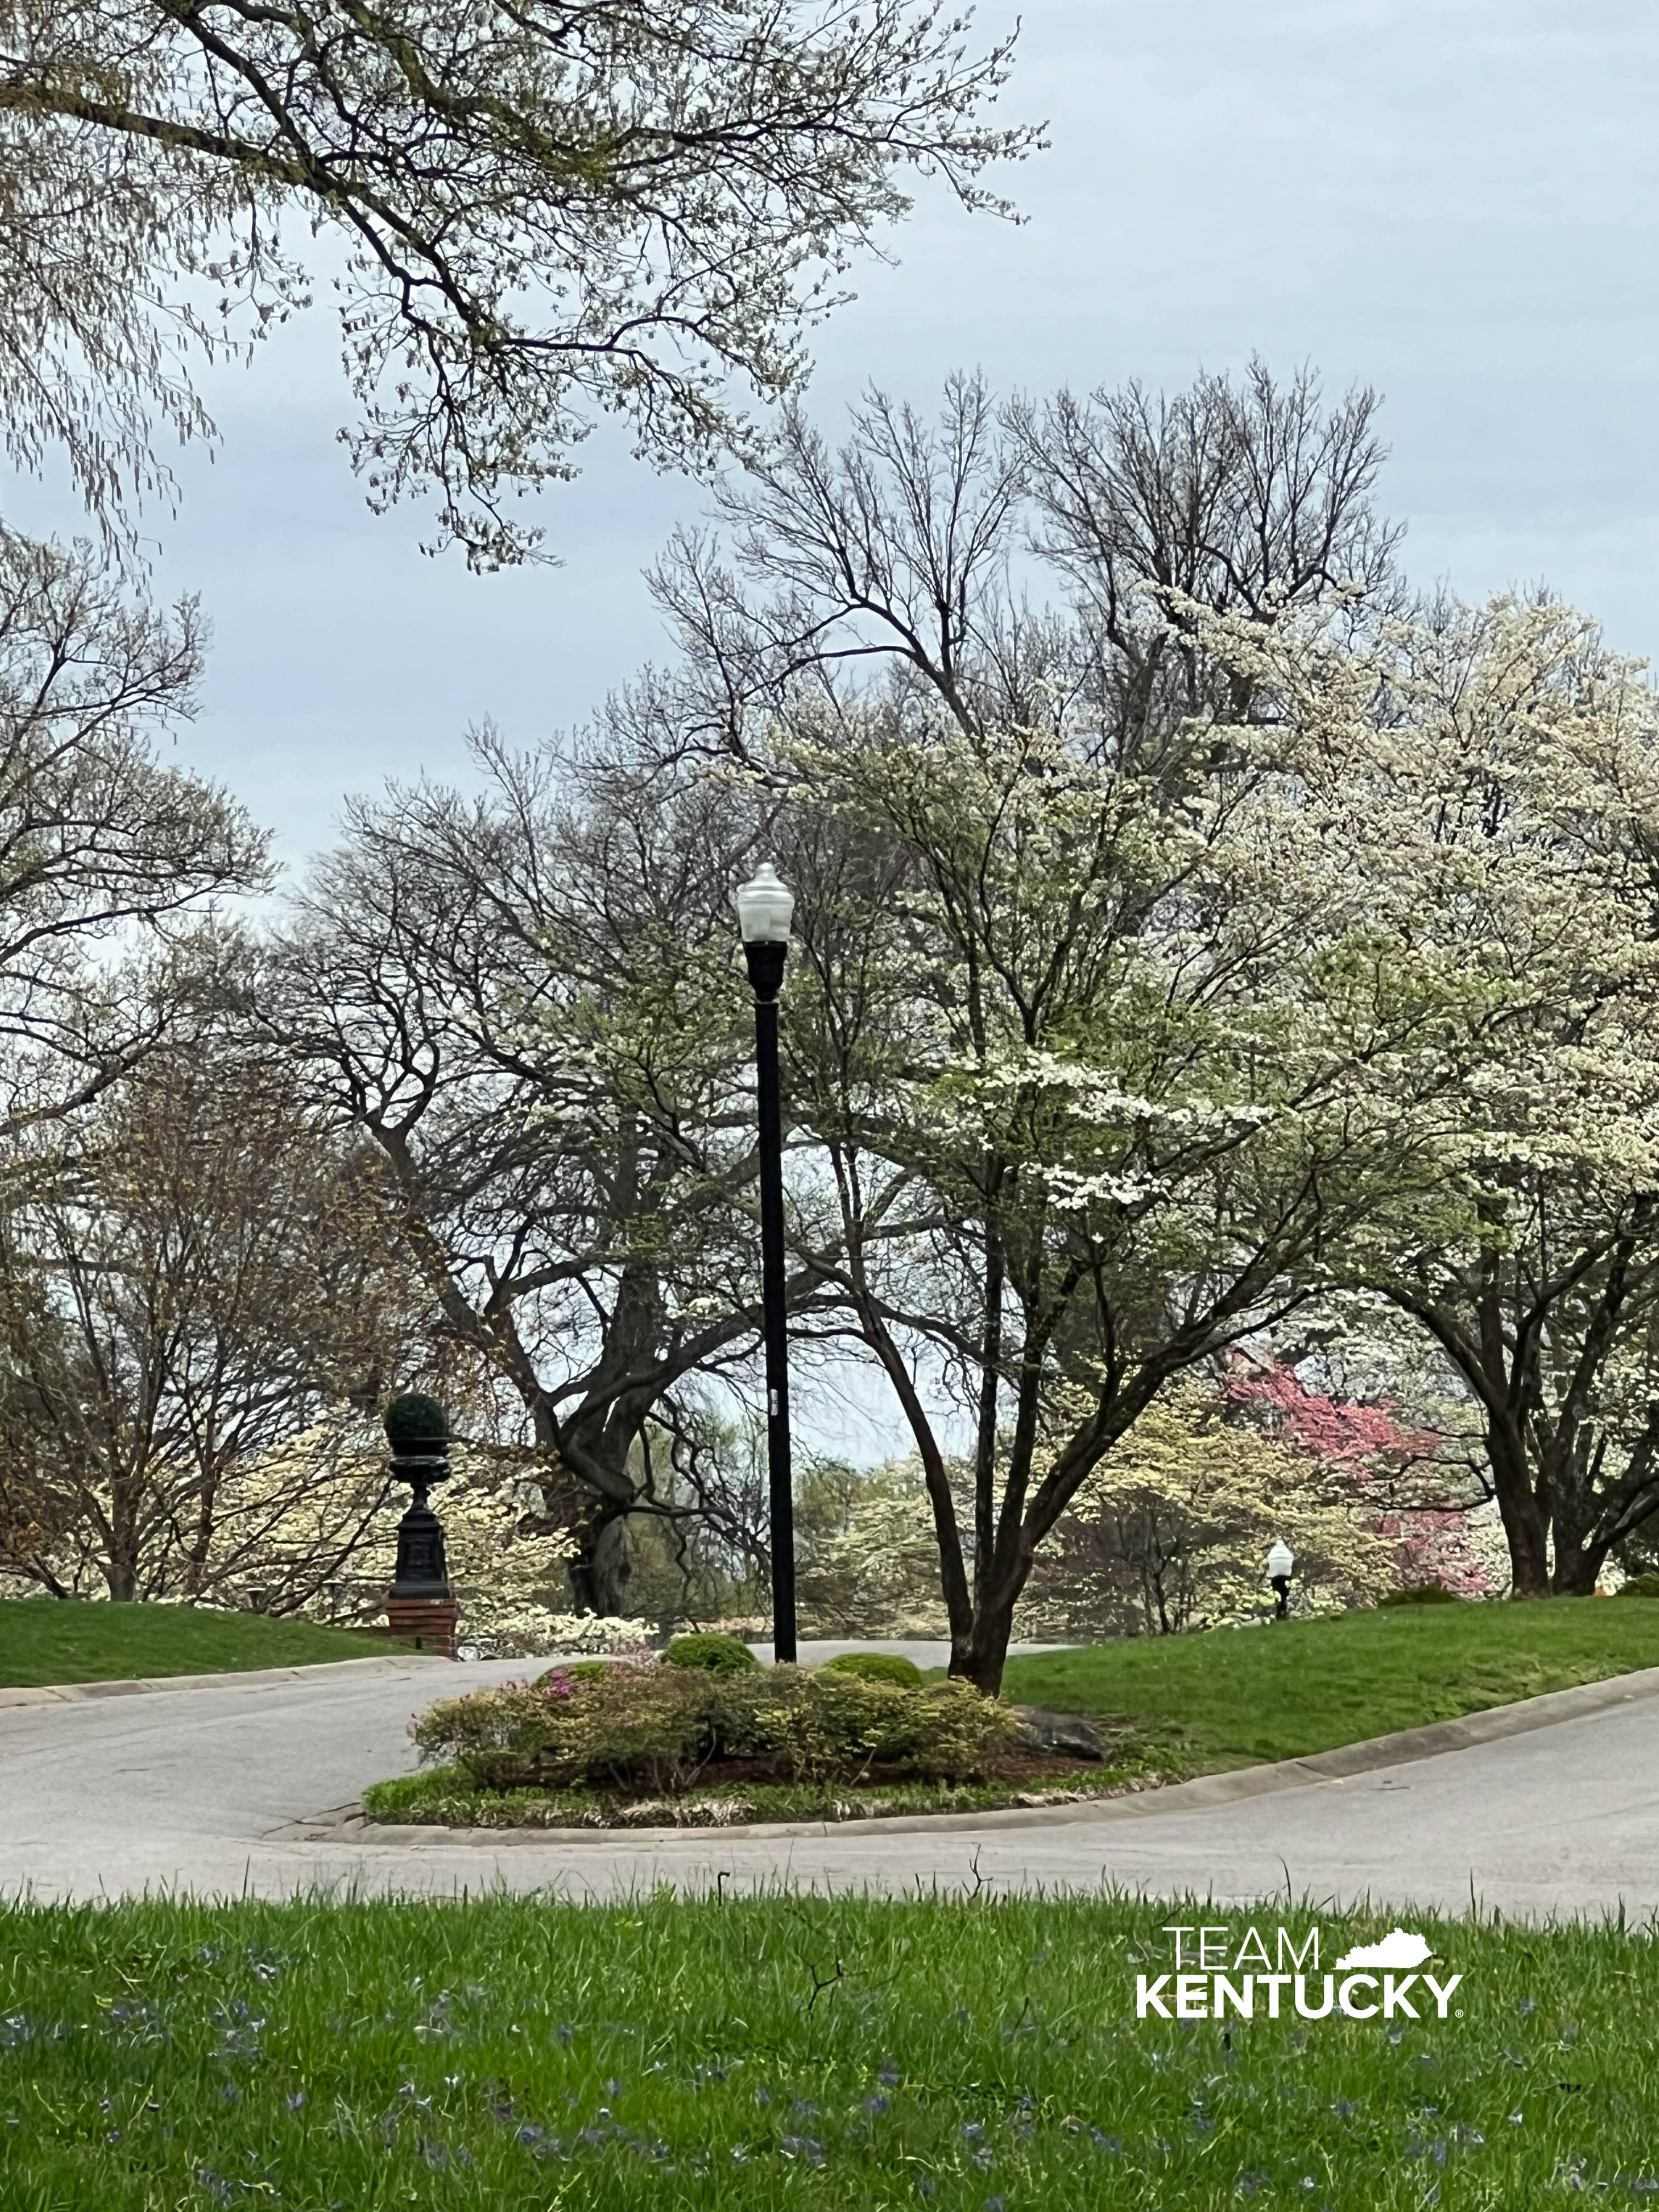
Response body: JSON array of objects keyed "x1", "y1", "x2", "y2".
[
  {"x1": 734, "y1": 862, "x2": 798, "y2": 1666},
  {"x1": 385, "y1": 1391, "x2": 458, "y2": 1654},
  {"x1": 1267, "y1": 1537, "x2": 1295, "y2": 1621}
]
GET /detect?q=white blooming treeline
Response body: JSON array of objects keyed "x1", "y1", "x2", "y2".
[
  {"x1": 771, "y1": 660, "x2": 1462, "y2": 1688},
  {"x1": 239, "y1": 369, "x2": 1659, "y2": 1678},
  {"x1": 1242, "y1": 594, "x2": 1659, "y2": 1598},
  {"x1": 750, "y1": 585, "x2": 1659, "y2": 1678},
  {"x1": 0, "y1": 1407, "x2": 632, "y2": 1659}
]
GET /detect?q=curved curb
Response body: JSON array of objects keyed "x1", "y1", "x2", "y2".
[
  {"x1": 281, "y1": 1660, "x2": 1659, "y2": 1849},
  {"x1": 0, "y1": 1652, "x2": 454, "y2": 1711}
]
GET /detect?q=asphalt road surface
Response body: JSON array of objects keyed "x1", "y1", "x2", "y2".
[{"x1": 3, "y1": 1649, "x2": 1656, "y2": 1919}]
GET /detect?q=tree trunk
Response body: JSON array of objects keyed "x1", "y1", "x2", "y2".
[
  {"x1": 1550, "y1": 1537, "x2": 1610, "y2": 1597},
  {"x1": 955, "y1": 1535, "x2": 1038, "y2": 1694},
  {"x1": 566, "y1": 1500, "x2": 634, "y2": 1616},
  {"x1": 1486, "y1": 1417, "x2": 1549, "y2": 1596},
  {"x1": 960, "y1": 1590, "x2": 1018, "y2": 1696}
]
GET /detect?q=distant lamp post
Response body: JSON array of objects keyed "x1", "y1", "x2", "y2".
[
  {"x1": 733, "y1": 862, "x2": 798, "y2": 1666},
  {"x1": 1267, "y1": 1537, "x2": 1295, "y2": 1621},
  {"x1": 385, "y1": 1391, "x2": 459, "y2": 1657}
]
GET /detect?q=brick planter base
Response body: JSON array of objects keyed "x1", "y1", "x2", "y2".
[{"x1": 386, "y1": 1595, "x2": 460, "y2": 1656}]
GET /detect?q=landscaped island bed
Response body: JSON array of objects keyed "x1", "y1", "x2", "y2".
[
  {"x1": 362, "y1": 1751, "x2": 1161, "y2": 1830},
  {"x1": 0, "y1": 1597, "x2": 408, "y2": 1689},
  {"x1": 369, "y1": 1645, "x2": 1171, "y2": 1830},
  {"x1": 369, "y1": 1602, "x2": 1659, "y2": 1831},
  {"x1": 3, "y1": 1890, "x2": 1654, "y2": 2209}
]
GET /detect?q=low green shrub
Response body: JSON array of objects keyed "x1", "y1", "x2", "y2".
[
  {"x1": 1378, "y1": 1582, "x2": 1460, "y2": 1607},
  {"x1": 663, "y1": 1632, "x2": 759, "y2": 1673},
  {"x1": 413, "y1": 1662, "x2": 1016, "y2": 1794},
  {"x1": 414, "y1": 1663, "x2": 711, "y2": 1792},
  {"x1": 1615, "y1": 1573, "x2": 1659, "y2": 1598},
  {"x1": 718, "y1": 1670, "x2": 1015, "y2": 1782},
  {"x1": 821, "y1": 1651, "x2": 924, "y2": 1685}
]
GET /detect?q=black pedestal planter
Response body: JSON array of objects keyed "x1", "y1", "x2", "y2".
[{"x1": 384, "y1": 1392, "x2": 459, "y2": 1656}]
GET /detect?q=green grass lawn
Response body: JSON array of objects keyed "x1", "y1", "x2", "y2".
[
  {"x1": 1000, "y1": 1597, "x2": 1659, "y2": 1771},
  {"x1": 2, "y1": 1890, "x2": 1654, "y2": 2209},
  {"x1": 0, "y1": 1597, "x2": 410, "y2": 1689}
]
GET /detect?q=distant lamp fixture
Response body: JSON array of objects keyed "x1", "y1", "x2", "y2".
[
  {"x1": 1267, "y1": 1537, "x2": 1295, "y2": 1620},
  {"x1": 733, "y1": 861, "x2": 797, "y2": 1666}
]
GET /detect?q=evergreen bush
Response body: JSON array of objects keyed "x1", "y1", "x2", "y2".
[
  {"x1": 663, "y1": 1632, "x2": 760, "y2": 1673},
  {"x1": 821, "y1": 1650, "x2": 924, "y2": 1685}
]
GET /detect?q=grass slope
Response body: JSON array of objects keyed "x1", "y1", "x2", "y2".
[
  {"x1": 1000, "y1": 1598, "x2": 1659, "y2": 1770},
  {"x1": 1, "y1": 1891, "x2": 1652, "y2": 2209},
  {"x1": 0, "y1": 1597, "x2": 406, "y2": 1689}
]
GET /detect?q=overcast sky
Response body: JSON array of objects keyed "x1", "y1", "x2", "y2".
[{"x1": 10, "y1": 0, "x2": 1659, "y2": 870}]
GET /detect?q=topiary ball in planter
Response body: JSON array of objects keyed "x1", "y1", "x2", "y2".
[
  {"x1": 385, "y1": 1392, "x2": 450, "y2": 1453},
  {"x1": 1378, "y1": 1582, "x2": 1459, "y2": 1607},
  {"x1": 664, "y1": 1632, "x2": 760, "y2": 1674},
  {"x1": 821, "y1": 1651, "x2": 924, "y2": 1686}
]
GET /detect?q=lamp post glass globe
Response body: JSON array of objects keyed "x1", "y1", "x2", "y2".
[{"x1": 733, "y1": 863, "x2": 794, "y2": 944}]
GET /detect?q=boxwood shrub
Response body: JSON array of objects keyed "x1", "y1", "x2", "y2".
[
  {"x1": 1378, "y1": 1582, "x2": 1460, "y2": 1607},
  {"x1": 821, "y1": 1651, "x2": 924, "y2": 1686},
  {"x1": 663, "y1": 1632, "x2": 760, "y2": 1673}
]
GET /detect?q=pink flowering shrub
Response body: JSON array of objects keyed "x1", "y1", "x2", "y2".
[{"x1": 1224, "y1": 1358, "x2": 1497, "y2": 1599}]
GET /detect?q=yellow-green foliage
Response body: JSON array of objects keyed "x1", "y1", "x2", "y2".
[
  {"x1": 731, "y1": 1671, "x2": 1015, "y2": 1783},
  {"x1": 795, "y1": 1460, "x2": 950, "y2": 1637},
  {"x1": 1026, "y1": 1383, "x2": 1391, "y2": 1638},
  {"x1": 417, "y1": 1664, "x2": 711, "y2": 1793}
]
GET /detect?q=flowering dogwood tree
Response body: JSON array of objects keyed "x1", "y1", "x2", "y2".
[
  {"x1": 765, "y1": 682, "x2": 1462, "y2": 1690},
  {"x1": 1240, "y1": 594, "x2": 1659, "y2": 1597},
  {"x1": 0, "y1": 0, "x2": 1036, "y2": 563}
]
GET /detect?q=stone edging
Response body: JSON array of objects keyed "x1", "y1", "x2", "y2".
[
  {"x1": 0, "y1": 1652, "x2": 454, "y2": 1711},
  {"x1": 280, "y1": 1660, "x2": 1659, "y2": 1848}
]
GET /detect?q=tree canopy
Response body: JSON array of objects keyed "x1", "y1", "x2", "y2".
[{"x1": 0, "y1": 0, "x2": 1036, "y2": 560}]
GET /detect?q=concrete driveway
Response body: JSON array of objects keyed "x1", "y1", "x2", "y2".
[{"x1": 3, "y1": 1648, "x2": 1658, "y2": 1919}]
